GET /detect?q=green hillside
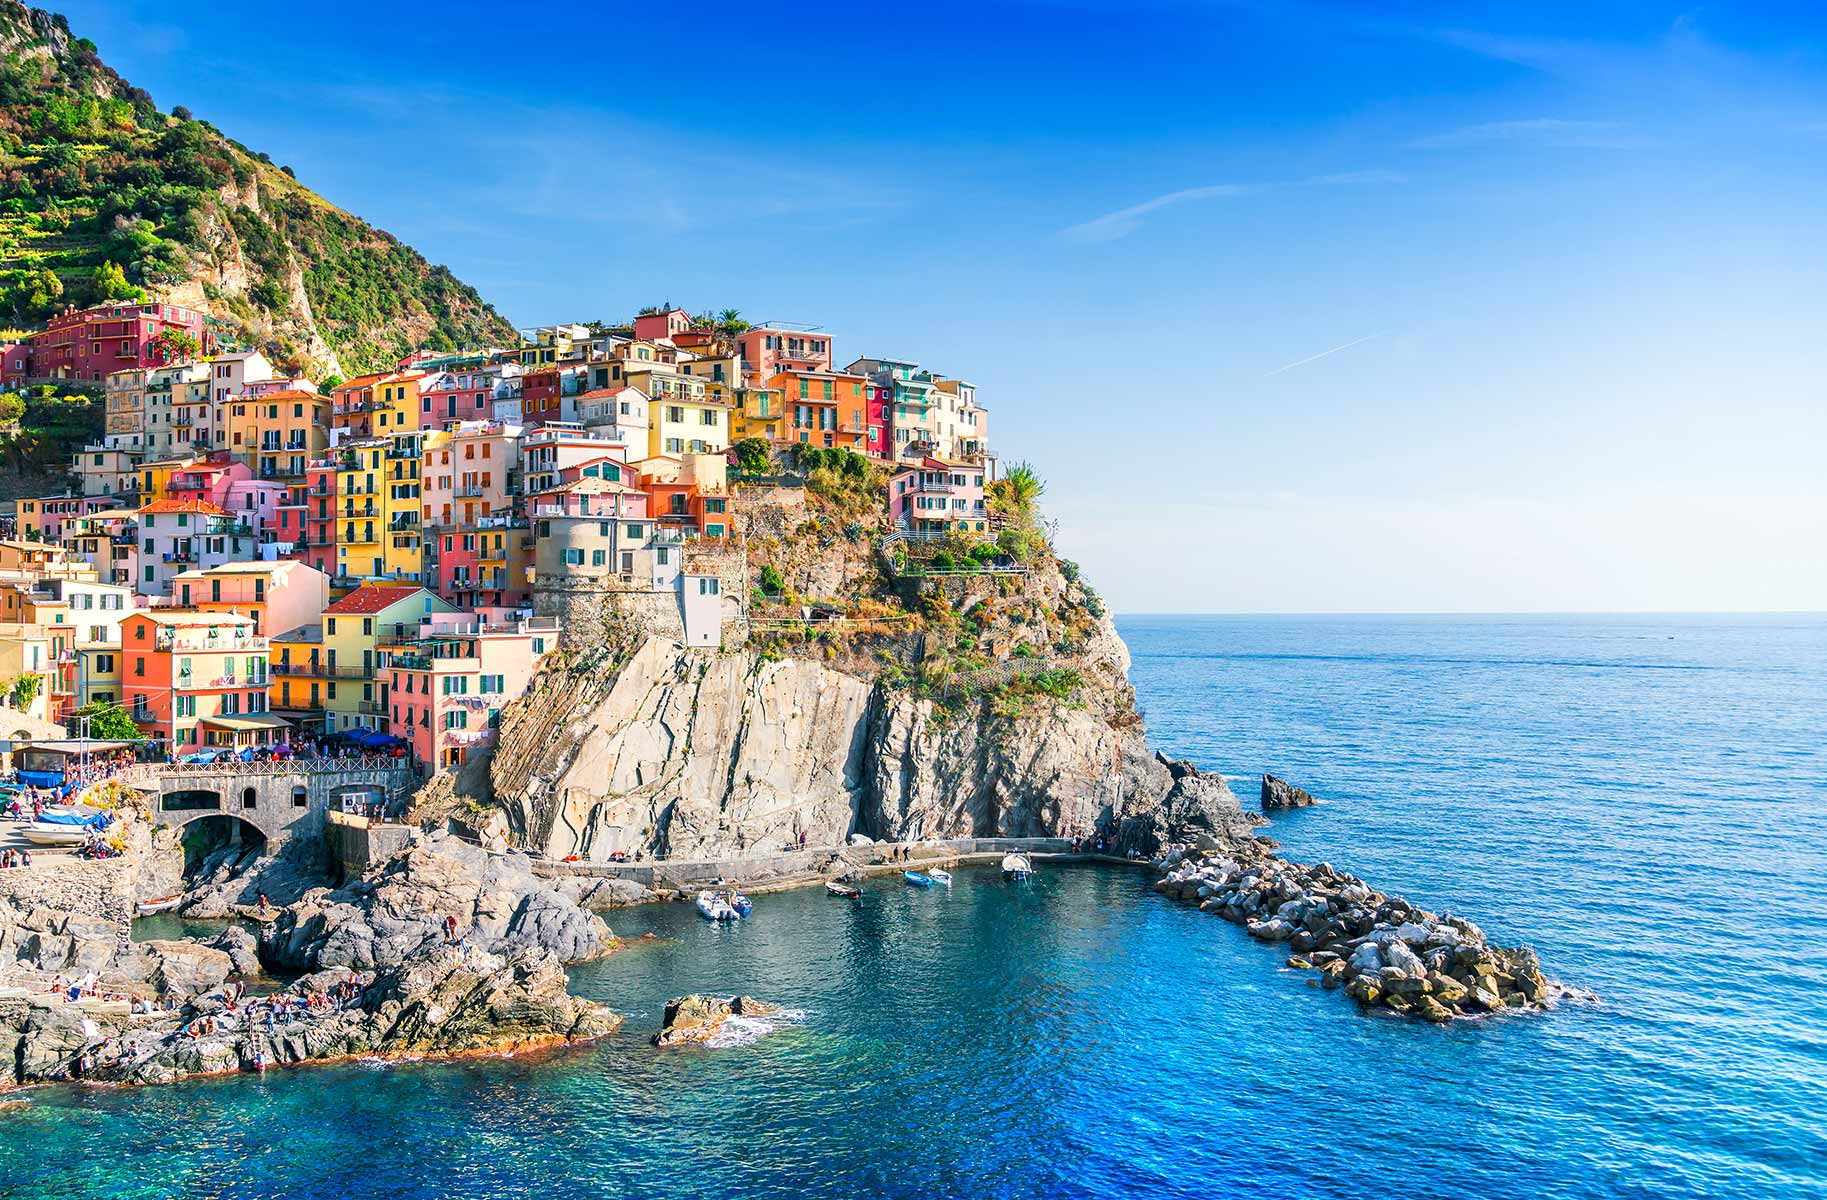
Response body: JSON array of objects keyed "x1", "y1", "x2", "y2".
[{"x1": 0, "y1": 2, "x2": 518, "y2": 376}]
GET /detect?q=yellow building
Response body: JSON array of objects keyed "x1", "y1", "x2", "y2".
[
  {"x1": 318, "y1": 584, "x2": 455, "y2": 733},
  {"x1": 137, "y1": 455, "x2": 201, "y2": 506},
  {"x1": 221, "y1": 389, "x2": 330, "y2": 479},
  {"x1": 731, "y1": 385, "x2": 786, "y2": 443},
  {"x1": 624, "y1": 368, "x2": 731, "y2": 458},
  {"x1": 333, "y1": 433, "x2": 424, "y2": 583}
]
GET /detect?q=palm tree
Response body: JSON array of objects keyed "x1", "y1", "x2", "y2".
[
  {"x1": 997, "y1": 461, "x2": 1045, "y2": 515},
  {"x1": 718, "y1": 308, "x2": 749, "y2": 332}
]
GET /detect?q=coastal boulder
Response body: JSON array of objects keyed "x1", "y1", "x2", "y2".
[
  {"x1": 1260, "y1": 775, "x2": 1318, "y2": 812},
  {"x1": 652, "y1": 994, "x2": 783, "y2": 1047}
]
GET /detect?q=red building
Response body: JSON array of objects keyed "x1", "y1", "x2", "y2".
[
  {"x1": 864, "y1": 381, "x2": 892, "y2": 458},
  {"x1": 28, "y1": 302, "x2": 215, "y2": 383},
  {"x1": 0, "y1": 343, "x2": 30, "y2": 388},
  {"x1": 296, "y1": 462, "x2": 338, "y2": 577}
]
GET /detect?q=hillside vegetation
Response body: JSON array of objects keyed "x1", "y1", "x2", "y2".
[{"x1": 0, "y1": 2, "x2": 517, "y2": 375}]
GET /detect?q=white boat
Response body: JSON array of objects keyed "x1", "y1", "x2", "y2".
[
  {"x1": 136, "y1": 895, "x2": 182, "y2": 915},
  {"x1": 1001, "y1": 853, "x2": 1034, "y2": 881},
  {"x1": 928, "y1": 868, "x2": 953, "y2": 886},
  {"x1": 696, "y1": 890, "x2": 741, "y2": 921},
  {"x1": 23, "y1": 822, "x2": 91, "y2": 847}
]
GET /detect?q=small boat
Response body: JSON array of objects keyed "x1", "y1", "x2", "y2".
[
  {"x1": 1001, "y1": 853, "x2": 1034, "y2": 882},
  {"x1": 23, "y1": 822, "x2": 91, "y2": 847},
  {"x1": 903, "y1": 870, "x2": 935, "y2": 888},
  {"x1": 726, "y1": 891, "x2": 752, "y2": 917},
  {"x1": 696, "y1": 891, "x2": 741, "y2": 921},
  {"x1": 928, "y1": 868, "x2": 953, "y2": 886},
  {"x1": 136, "y1": 895, "x2": 182, "y2": 916},
  {"x1": 825, "y1": 881, "x2": 862, "y2": 900}
]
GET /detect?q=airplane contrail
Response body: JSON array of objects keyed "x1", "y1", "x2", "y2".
[{"x1": 1263, "y1": 332, "x2": 1381, "y2": 377}]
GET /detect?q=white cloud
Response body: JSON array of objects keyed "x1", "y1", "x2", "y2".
[{"x1": 1061, "y1": 184, "x2": 1251, "y2": 242}]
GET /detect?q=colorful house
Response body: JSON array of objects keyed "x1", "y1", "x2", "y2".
[
  {"x1": 316, "y1": 585, "x2": 457, "y2": 734},
  {"x1": 382, "y1": 613, "x2": 558, "y2": 771},
  {"x1": 121, "y1": 610, "x2": 277, "y2": 752},
  {"x1": 171, "y1": 560, "x2": 329, "y2": 639},
  {"x1": 222, "y1": 389, "x2": 329, "y2": 480},
  {"x1": 632, "y1": 308, "x2": 692, "y2": 342},
  {"x1": 765, "y1": 369, "x2": 870, "y2": 452},
  {"x1": 332, "y1": 436, "x2": 424, "y2": 583},
  {"x1": 135, "y1": 499, "x2": 259, "y2": 598},
  {"x1": 28, "y1": 301, "x2": 214, "y2": 384},
  {"x1": 888, "y1": 458, "x2": 989, "y2": 533},
  {"x1": 736, "y1": 327, "x2": 833, "y2": 382}
]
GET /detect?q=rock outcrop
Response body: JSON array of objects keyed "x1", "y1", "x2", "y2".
[
  {"x1": 1261, "y1": 774, "x2": 1318, "y2": 812},
  {"x1": 652, "y1": 994, "x2": 782, "y2": 1047},
  {"x1": 1154, "y1": 840, "x2": 1569, "y2": 1021},
  {"x1": 0, "y1": 944, "x2": 620, "y2": 1089},
  {"x1": 260, "y1": 832, "x2": 612, "y2": 973}
]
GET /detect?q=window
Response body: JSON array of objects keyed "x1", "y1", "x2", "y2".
[
  {"x1": 326, "y1": 618, "x2": 337, "y2": 635},
  {"x1": 480, "y1": 675, "x2": 503, "y2": 694},
  {"x1": 562, "y1": 548, "x2": 583, "y2": 566},
  {"x1": 134, "y1": 656, "x2": 144, "y2": 676},
  {"x1": 591, "y1": 549, "x2": 606, "y2": 566},
  {"x1": 362, "y1": 618, "x2": 373, "y2": 635}
]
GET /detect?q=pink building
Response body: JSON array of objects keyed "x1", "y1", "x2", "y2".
[
  {"x1": 419, "y1": 371, "x2": 498, "y2": 425},
  {"x1": 1, "y1": 342, "x2": 30, "y2": 388},
  {"x1": 382, "y1": 613, "x2": 559, "y2": 771},
  {"x1": 888, "y1": 457, "x2": 989, "y2": 533},
  {"x1": 28, "y1": 301, "x2": 215, "y2": 383},
  {"x1": 166, "y1": 458, "x2": 281, "y2": 545},
  {"x1": 421, "y1": 421, "x2": 520, "y2": 531},
  {"x1": 737, "y1": 327, "x2": 834, "y2": 383},
  {"x1": 632, "y1": 308, "x2": 693, "y2": 342}
]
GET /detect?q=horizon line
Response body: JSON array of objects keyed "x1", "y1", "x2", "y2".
[{"x1": 1113, "y1": 610, "x2": 1827, "y2": 618}]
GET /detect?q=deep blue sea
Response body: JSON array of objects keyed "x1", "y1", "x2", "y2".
[{"x1": 3, "y1": 615, "x2": 1824, "y2": 1200}]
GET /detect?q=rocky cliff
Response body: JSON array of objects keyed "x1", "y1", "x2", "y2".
[{"x1": 478, "y1": 608, "x2": 1253, "y2": 863}]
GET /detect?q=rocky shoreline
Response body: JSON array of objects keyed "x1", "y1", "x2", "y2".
[{"x1": 1153, "y1": 836, "x2": 1572, "y2": 1021}]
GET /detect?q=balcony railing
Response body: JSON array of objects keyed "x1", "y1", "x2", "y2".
[
  {"x1": 157, "y1": 632, "x2": 268, "y2": 654},
  {"x1": 270, "y1": 662, "x2": 370, "y2": 679}
]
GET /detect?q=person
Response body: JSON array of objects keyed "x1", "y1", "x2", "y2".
[
  {"x1": 257, "y1": 893, "x2": 271, "y2": 916},
  {"x1": 444, "y1": 915, "x2": 458, "y2": 943}
]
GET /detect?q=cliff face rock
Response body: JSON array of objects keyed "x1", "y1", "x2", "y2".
[
  {"x1": 490, "y1": 619, "x2": 1254, "y2": 862},
  {"x1": 261, "y1": 832, "x2": 612, "y2": 973},
  {"x1": 494, "y1": 639, "x2": 876, "y2": 861}
]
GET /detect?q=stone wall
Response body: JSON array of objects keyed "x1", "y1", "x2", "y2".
[
  {"x1": 0, "y1": 858, "x2": 135, "y2": 926},
  {"x1": 325, "y1": 810, "x2": 413, "y2": 883}
]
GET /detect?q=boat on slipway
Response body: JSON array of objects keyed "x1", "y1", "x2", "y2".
[{"x1": 1001, "y1": 854, "x2": 1035, "y2": 882}]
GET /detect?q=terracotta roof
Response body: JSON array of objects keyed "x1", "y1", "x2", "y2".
[
  {"x1": 322, "y1": 584, "x2": 426, "y2": 615},
  {"x1": 138, "y1": 499, "x2": 230, "y2": 516}
]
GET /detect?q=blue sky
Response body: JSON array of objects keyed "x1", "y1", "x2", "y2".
[{"x1": 57, "y1": 1, "x2": 1827, "y2": 612}]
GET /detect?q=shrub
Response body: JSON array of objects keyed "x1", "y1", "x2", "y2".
[{"x1": 758, "y1": 564, "x2": 786, "y2": 595}]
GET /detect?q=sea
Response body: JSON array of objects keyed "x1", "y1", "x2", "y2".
[{"x1": 2, "y1": 614, "x2": 1823, "y2": 1200}]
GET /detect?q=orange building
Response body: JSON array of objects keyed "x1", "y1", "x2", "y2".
[
  {"x1": 121, "y1": 610, "x2": 280, "y2": 752},
  {"x1": 765, "y1": 369, "x2": 870, "y2": 452}
]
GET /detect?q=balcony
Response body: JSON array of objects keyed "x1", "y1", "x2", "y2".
[
  {"x1": 455, "y1": 485, "x2": 486, "y2": 498},
  {"x1": 162, "y1": 550, "x2": 195, "y2": 564},
  {"x1": 357, "y1": 700, "x2": 387, "y2": 716},
  {"x1": 157, "y1": 631, "x2": 269, "y2": 654},
  {"x1": 270, "y1": 661, "x2": 369, "y2": 679}
]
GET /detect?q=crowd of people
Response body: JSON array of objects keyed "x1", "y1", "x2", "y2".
[{"x1": 0, "y1": 846, "x2": 32, "y2": 868}]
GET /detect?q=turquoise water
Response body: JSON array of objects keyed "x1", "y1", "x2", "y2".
[{"x1": 4, "y1": 615, "x2": 1824, "y2": 1199}]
